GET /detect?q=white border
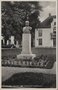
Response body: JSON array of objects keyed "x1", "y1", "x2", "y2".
[{"x1": 0, "y1": 0, "x2": 57, "y2": 90}]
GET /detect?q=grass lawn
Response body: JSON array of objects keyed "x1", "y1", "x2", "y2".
[{"x1": 2, "y1": 72, "x2": 56, "y2": 88}]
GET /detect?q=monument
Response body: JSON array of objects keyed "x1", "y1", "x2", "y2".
[{"x1": 17, "y1": 19, "x2": 36, "y2": 60}]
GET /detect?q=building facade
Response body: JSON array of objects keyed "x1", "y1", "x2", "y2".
[
  {"x1": 35, "y1": 15, "x2": 56, "y2": 47},
  {"x1": 1, "y1": 35, "x2": 19, "y2": 48}
]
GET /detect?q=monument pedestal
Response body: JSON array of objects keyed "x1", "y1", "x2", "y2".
[
  {"x1": 17, "y1": 33, "x2": 36, "y2": 60},
  {"x1": 17, "y1": 54, "x2": 36, "y2": 60}
]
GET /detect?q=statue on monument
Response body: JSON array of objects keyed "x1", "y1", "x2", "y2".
[{"x1": 23, "y1": 20, "x2": 32, "y2": 33}]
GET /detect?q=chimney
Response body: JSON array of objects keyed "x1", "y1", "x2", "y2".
[{"x1": 49, "y1": 13, "x2": 51, "y2": 17}]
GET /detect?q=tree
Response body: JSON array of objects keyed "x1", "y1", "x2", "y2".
[{"x1": 1, "y1": 1, "x2": 42, "y2": 46}]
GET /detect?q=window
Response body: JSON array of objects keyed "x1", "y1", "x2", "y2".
[
  {"x1": 53, "y1": 39, "x2": 56, "y2": 47},
  {"x1": 38, "y1": 30, "x2": 42, "y2": 37},
  {"x1": 53, "y1": 26, "x2": 56, "y2": 32},
  {"x1": 54, "y1": 22, "x2": 56, "y2": 25},
  {"x1": 39, "y1": 39, "x2": 42, "y2": 45}
]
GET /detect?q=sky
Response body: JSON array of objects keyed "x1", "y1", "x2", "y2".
[{"x1": 39, "y1": 1, "x2": 56, "y2": 22}]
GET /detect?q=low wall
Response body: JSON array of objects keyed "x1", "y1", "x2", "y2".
[
  {"x1": 1, "y1": 47, "x2": 56, "y2": 57},
  {"x1": 32, "y1": 47, "x2": 56, "y2": 56}
]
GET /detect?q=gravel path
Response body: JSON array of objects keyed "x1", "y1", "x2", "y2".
[{"x1": 2, "y1": 62, "x2": 56, "y2": 82}]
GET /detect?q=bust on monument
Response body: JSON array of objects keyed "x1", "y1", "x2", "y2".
[
  {"x1": 17, "y1": 19, "x2": 36, "y2": 60},
  {"x1": 23, "y1": 20, "x2": 32, "y2": 33}
]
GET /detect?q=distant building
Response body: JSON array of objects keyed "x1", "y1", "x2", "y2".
[
  {"x1": 35, "y1": 14, "x2": 56, "y2": 47},
  {"x1": 1, "y1": 35, "x2": 19, "y2": 48},
  {"x1": 1, "y1": 34, "x2": 5, "y2": 45}
]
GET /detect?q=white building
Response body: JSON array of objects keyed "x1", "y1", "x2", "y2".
[
  {"x1": 1, "y1": 35, "x2": 19, "y2": 48},
  {"x1": 35, "y1": 14, "x2": 56, "y2": 47},
  {"x1": 1, "y1": 35, "x2": 5, "y2": 45}
]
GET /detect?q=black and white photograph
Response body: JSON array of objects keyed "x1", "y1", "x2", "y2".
[{"x1": 1, "y1": 0, "x2": 56, "y2": 88}]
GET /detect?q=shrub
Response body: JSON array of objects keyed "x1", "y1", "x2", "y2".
[{"x1": 2, "y1": 72, "x2": 56, "y2": 88}]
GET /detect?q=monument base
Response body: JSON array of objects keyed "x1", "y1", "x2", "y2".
[{"x1": 17, "y1": 54, "x2": 36, "y2": 60}]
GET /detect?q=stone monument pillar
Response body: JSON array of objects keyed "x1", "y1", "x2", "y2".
[{"x1": 17, "y1": 20, "x2": 36, "y2": 60}]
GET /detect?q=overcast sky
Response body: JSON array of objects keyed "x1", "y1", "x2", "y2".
[{"x1": 39, "y1": 1, "x2": 56, "y2": 22}]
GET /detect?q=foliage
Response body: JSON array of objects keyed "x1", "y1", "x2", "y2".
[{"x1": 1, "y1": 1, "x2": 42, "y2": 45}]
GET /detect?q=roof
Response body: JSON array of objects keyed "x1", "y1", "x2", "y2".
[{"x1": 38, "y1": 15, "x2": 56, "y2": 28}]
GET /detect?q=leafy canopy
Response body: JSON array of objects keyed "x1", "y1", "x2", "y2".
[{"x1": 2, "y1": 1, "x2": 42, "y2": 45}]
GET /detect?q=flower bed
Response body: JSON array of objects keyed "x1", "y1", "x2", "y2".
[{"x1": 2, "y1": 55, "x2": 56, "y2": 69}]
